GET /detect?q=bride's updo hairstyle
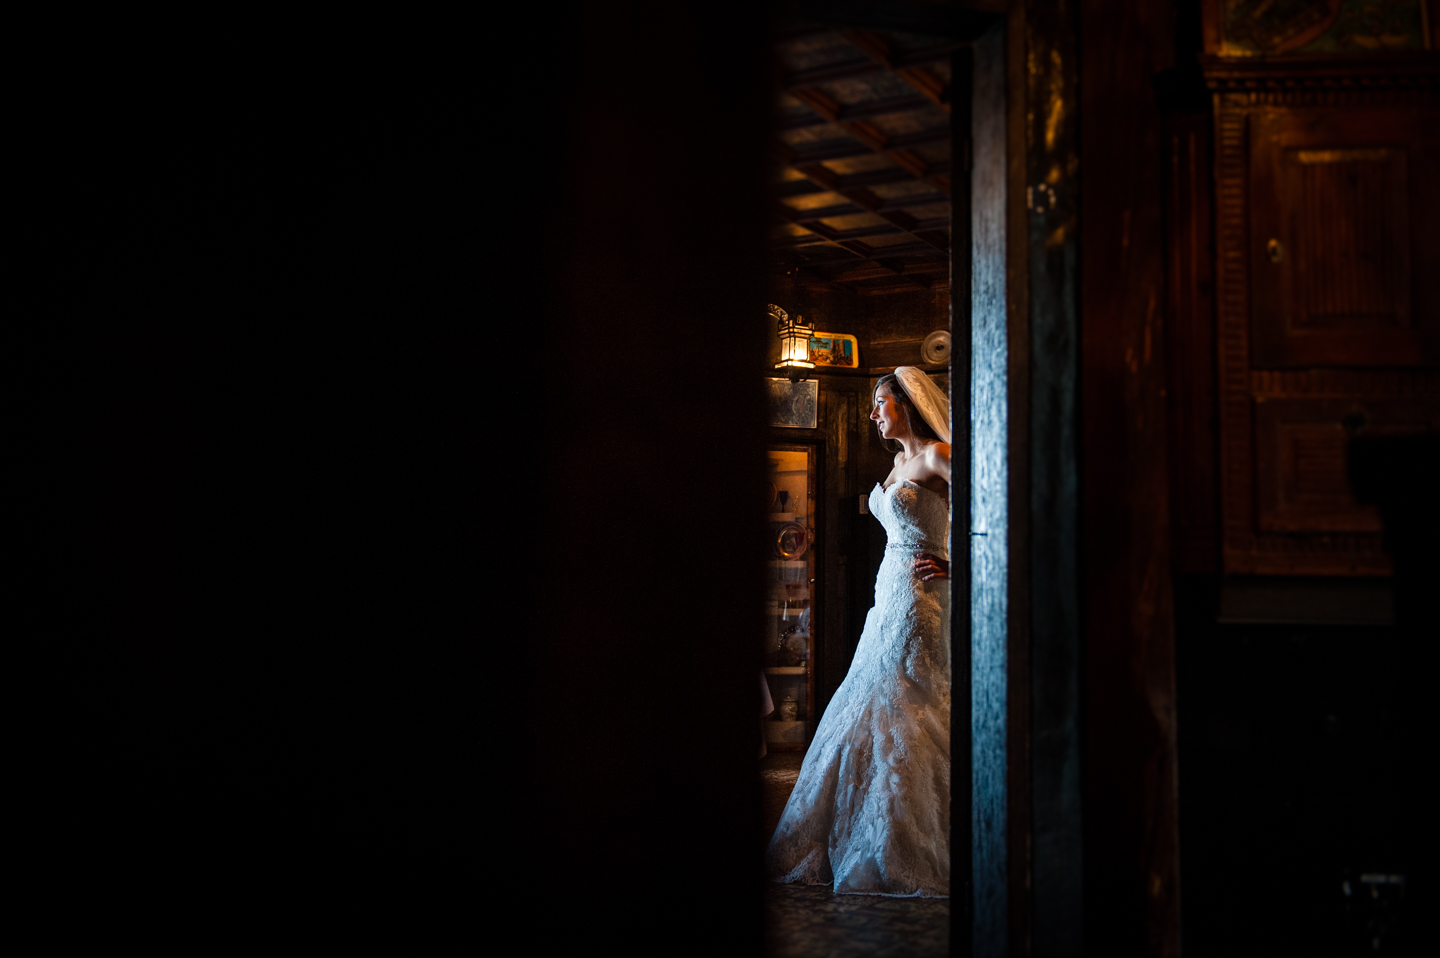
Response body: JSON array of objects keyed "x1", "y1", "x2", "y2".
[{"x1": 874, "y1": 373, "x2": 939, "y2": 452}]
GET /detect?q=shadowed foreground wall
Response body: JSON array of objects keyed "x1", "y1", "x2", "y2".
[
  {"x1": 59, "y1": 9, "x2": 771, "y2": 947},
  {"x1": 1079, "y1": 0, "x2": 1182, "y2": 955},
  {"x1": 531, "y1": 3, "x2": 772, "y2": 949}
]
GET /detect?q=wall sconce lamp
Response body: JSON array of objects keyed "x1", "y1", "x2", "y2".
[{"x1": 771, "y1": 304, "x2": 815, "y2": 381}]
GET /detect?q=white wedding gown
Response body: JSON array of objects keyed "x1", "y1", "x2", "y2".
[{"x1": 765, "y1": 478, "x2": 950, "y2": 898}]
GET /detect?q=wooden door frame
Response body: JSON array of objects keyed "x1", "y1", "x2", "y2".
[{"x1": 954, "y1": 4, "x2": 1084, "y2": 957}]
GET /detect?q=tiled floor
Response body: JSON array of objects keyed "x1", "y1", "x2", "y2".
[
  {"x1": 759, "y1": 751, "x2": 950, "y2": 958},
  {"x1": 761, "y1": 750, "x2": 805, "y2": 838},
  {"x1": 764, "y1": 883, "x2": 951, "y2": 958}
]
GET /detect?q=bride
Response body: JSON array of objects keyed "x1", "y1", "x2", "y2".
[{"x1": 765, "y1": 366, "x2": 951, "y2": 898}]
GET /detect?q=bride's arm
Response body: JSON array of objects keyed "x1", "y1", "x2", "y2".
[
  {"x1": 925, "y1": 442, "x2": 951, "y2": 484},
  {"x1": 912, "y1": 442, "x2": 953, "y2": 581}
]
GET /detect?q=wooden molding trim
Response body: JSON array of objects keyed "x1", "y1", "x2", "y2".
[
  {"x1": 1217, "y1": 88, "x2": 1437, "y2": 109},
  {"x1": 1201, "y1": 54, "x2": 1440, "y2": 92},
  {"x1": 1214, "y1": 105, "x2": 1257, "y2": 572},
  {"x1": 1228, "y1": 530, "x2": 1392, "y2": 577},
  {"x1": 1250, "y1": 369, "x2": 1440, "y2": 397}
]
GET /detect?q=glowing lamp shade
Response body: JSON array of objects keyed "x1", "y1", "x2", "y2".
[{"x1": 771, "y1": 304, "x2": 815, "y2": 376}]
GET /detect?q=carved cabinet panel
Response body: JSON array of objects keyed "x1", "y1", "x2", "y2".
[
  {"x1": 1205, "y1": 59, "x2": 1440, "y2": 576},
  {"x1": 1249, "y1": 106, "x2": 1439, "y2": 367},
  {"x1": 1255, "y1": 392, "x2": 1436, "y2": 534}
]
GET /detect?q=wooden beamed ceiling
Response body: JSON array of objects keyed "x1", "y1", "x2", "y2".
[{"x1": 772, "y1": 24, "x2": 958, "y2": 295}]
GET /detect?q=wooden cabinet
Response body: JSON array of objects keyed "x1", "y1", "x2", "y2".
[
  {"x1": 1202, "y1": 57, "x2": 1440, "y2": 575},
  {"x1": 1248, "y1": 105, "x2": 1440, "y2": 368},
  {"x1": 1254, "y1": 389, "x2": 1436, "y2": 535},
  {"x1": 765, "y1": 444, "x2": 818, "y2": 751}
]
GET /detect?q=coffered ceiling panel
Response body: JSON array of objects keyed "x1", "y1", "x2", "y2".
[{"x1": 771, "y1": 22, "x2": 960, "y2": 295}]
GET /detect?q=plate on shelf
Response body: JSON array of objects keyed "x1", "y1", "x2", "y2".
[
  {"x1": 782, "y1": 631, "x2": 808, "y2": 665},
  {"x1": 775, "y1": 521, "x2": 809, "y2": 559},
  {"x1": 922, "y1": 330, "x2": 951, "y2": 364}
]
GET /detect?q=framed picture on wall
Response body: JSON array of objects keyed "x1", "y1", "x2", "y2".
[
  {"x1": 1202, "y1": 0, "x2": 1432, "y2": 56},
  {"x1": 809, "y1": 332, "x2": 859, "y2": 368},
  {"x1": 767, "y1": 378, "x2": 818, "y2": 429}
]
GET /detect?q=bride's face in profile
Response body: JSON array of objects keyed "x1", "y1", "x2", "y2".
[{"x1": 869, "y1": 384, "x2": 907, "y2": 440}]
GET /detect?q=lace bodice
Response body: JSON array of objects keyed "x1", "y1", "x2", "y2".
[{"x1": 869, "y1": 479, "x2": 949, "y2": 559}]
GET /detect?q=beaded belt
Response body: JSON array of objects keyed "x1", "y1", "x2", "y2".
[{"x1": 885, "y1": 541, "x2": 947, "y2": 558}]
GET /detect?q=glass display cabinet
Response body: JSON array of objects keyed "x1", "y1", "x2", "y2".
[{"x1": 764, "y1": 444, "x2": 817, "y2": 751}]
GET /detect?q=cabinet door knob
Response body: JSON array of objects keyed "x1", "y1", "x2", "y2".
[{"x1": 1266, "y1": 238, "x2": 1284, "y2": 264}]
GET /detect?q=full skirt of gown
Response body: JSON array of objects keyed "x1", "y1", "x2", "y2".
[{"x1": 764, "y1": 479, "x2": 950, "y2": 898}]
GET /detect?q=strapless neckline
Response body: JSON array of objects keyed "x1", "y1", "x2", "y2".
[{"x1": 877, "y1": 478, "x2": 945, "y2": 500}]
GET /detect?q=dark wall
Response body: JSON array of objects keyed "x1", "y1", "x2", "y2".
[
  {"x1": 1173, "y1": 579, "x2": 1424, "y2": 957},
  {"x1": 1024, "y1": 0, "x2": 1084, "y2": 953},
  {"x1": 534, "y1": 4, "x2": 772, "y2": 945},
  {"x1": 60, "y1": 7, "x2": 773, "y2": 946},
  {"x1": 1078, "y1": 0, "x2": 1182, "y2": 954},
  {"x1": 63, "y1": 33, "x2": 496, "y2": 932},
  {"x1": 1174, "y1": 435, "x2": 1438, "y2": 955}
]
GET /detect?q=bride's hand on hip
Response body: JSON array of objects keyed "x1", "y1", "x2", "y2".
[{"x1": 913, "y1": 553, "x2": 949, "y2": 581}]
